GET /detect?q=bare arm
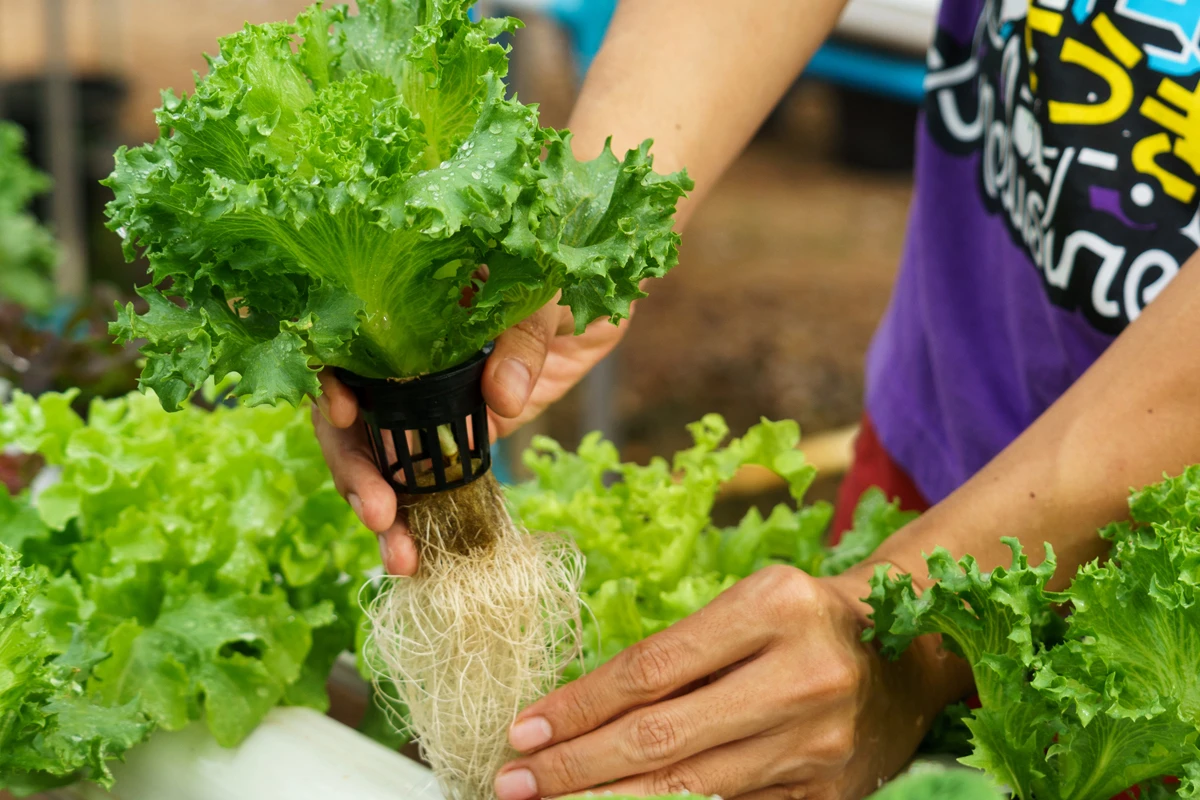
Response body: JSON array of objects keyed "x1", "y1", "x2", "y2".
[{"x1": 568, "y1": 0, "x2": 851, "y2": 229}]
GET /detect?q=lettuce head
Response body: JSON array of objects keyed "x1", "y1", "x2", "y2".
[{"x1": 105, "y1": 0, "x2": 691, "y2": 411}]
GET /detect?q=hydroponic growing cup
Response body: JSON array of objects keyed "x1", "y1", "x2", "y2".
[{"x1": 336, "y1": 344, "x2": 493, "y2": 495}]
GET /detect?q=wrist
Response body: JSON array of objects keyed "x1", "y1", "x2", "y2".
[{"x1": 825, "y1": 564, "x2": 975, "y2": 714}]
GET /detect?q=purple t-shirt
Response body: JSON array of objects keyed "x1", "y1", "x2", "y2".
[{"x1": 866, "y1": 0, "x2": 1198, "y2": 503}]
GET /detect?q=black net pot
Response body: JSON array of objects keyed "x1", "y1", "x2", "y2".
[{"x1": 335, "y1": 345, "x2": 493, "y2": 495}]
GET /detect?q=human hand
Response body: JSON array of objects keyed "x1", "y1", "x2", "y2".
[
  {"x1": 312, "y1": 300, "x2": 630, "y2": 576},
  {"x1": 492, "y1": 565, "x2": 968, "y2": 800}
]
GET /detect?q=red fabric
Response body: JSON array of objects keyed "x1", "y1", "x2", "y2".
[
  {"x1": 831, "y1": 414, "x2": 931, "y2": 543},
  {"x1": 833, "y1": 415, "x2": 1175, "y2": 798}
]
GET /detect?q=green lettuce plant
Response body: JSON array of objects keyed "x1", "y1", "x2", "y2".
[
  {"x1": 0, "y1": 122, "x2": 58, "y2": 313},
  {"x1": 0, "y1": 394, "x2": 912, "y2": 792},
  {"x1": 0, "y1": 542, "x2": 151, "y2": 794},
  {"x1": 868, "y1": 468, "x2": 1200, "y2": 799},
  {"x1": 0, "y1": 388, "x2": 380, "y2": 794},
  {"x1": 105, "y1": 0, "x2": 690, "y2": 411},
  {"x1": 510, "y1": 414, "x2": 915, "y2": 676}
]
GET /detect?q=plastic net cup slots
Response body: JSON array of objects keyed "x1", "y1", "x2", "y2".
[{"x1": 335, "y1": 346, "x2": 493, "y2": 496}]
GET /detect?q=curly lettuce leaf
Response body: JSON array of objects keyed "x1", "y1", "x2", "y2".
[
  {"x1": 105, "y1": 0, "x2": 690, "y2": 409},
  {"x1": 510, "y1": 415, "x2": 906, "y2": 677},
  {"x1": 0, "y1": 389, "x2": 383, "y2": 767},
  {"x1": 866, "y1": 468, "x2": 1200, "y2": 800},
  {"x1": 0, "y1": 487, "x2": 49, "y2": 554},
  {"x1": 0, "y1": 546, "x2": 152, "y2": 794},
  {"x1": 90, "y1": 587, "x2": 323, "y2": 747},
  {"x1": 820, "y1": 487, "x2": 918, "y2": 576},
  {"x1": 0, "y1": 122, "x2": 58, "y2": 313}
]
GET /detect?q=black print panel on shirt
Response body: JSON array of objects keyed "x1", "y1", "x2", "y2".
[{"x1": 923, "y1": 0, "x2": 1198, "y2": 335}]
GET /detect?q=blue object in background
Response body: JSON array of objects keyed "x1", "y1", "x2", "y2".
[
  {"x1": 28, "y1": 298, "x2": 83, "y2": 338},
  {"x1": 510, "y1": 0, "x2": 927, "y2": 104},
  {"x1": 806, "y1": 42, "x2": 928, "y2": 105},
  {"x1": 492, "y1": 438, "x2": 515, "y2": 484},
  {"x1": 538, "y1": 0, "x2": 618, "y2": 73}
]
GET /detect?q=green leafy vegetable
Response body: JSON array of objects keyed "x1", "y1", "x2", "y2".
[
  {"x1": 510, "y1": 414, "x2": 910, "y2": 676},
  {"x1": 105, "y1": 0, "x2": 690, "y2": 411},
  {"x1": 919, "y1": 701, "x2": 975, "y2": 758},
  {"x1": 866, "y1": 766, "x2": 1004, "y2": 800},
  {"x1": 820, "y1": 486, "x2": 919, "y2": 577},
  {"x1": 0, "y1": 122, "x2": 58, "y2": 313},
  {"x1": 0, "y1": 388, "x2": 382, "y2": 792},
  {"x1": 0, "y1": 543, "x2": 152, "y2": 795},
  {"x1": 0, "y1": 391, "x2": 915, "y2": 789},
  {"x1": 867, "y1": 466, "x2": 1200, "y2": 800}
]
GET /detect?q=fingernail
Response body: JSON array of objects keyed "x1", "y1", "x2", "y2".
[
  {"x1": 496, "y1": 359, "x2": 532, "y2": 407},
  {"x1": 494, "y1": 768, "x2": 537, "y2": 800},
  {"x1": 315, "y1": 393, "x2": 332, "y2": 423},
  {"x1": 377, "y1": 534, "x2": 391, "y2": 572},
  {"x1": 348, "y1": 493, "x2": 365, "y2": 525},
  {"x1": 509, "y1": 716, "x2": 552, "y2": 751}
]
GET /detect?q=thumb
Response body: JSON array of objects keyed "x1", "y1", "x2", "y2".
[{"x1": 484, "y1": 303, "x2": 564, "y2": 419}]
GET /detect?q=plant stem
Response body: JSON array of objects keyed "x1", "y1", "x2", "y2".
[{"x1": 437, "y1": 424, "x2": 459, "y2": 463}]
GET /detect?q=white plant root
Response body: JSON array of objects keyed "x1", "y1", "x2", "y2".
[{"x1": 366, "y1": 474, "x2": 583, "y2": 800}]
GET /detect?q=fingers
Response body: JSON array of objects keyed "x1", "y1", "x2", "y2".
[
  {"x1": 312, "y1": 407, "x2": 420, "y2": 576},
  {"x1": 500, "y1": 667, "x2": 785, "y2": 799},
  {"x1": 311, "y1": 404, "x2": 397, "y2": 533},
  {"x1": 488, "y1": 316, "x2": 631, "y2": 440},
  {"x1": 510, "y1": 580, "x2": 774, "y2": 752},
  {"x1": 496, "y1": 743, "x2": 777, "y2": 800},
  {"x1": 379, "y1": 519, "x2": 419, "y2": 577},
  {"x1": 484, "y1": 303, "x2": 566, "y2": 419},
  {"x1": 316, "y1": 370, "x2": 358, "y2": 428}
]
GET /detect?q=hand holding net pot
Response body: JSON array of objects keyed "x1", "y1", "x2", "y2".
[
  {"x1": 335, "y1": 344, "x2": 494, "y2": 499},
  {"x1": 315, "y1": 300, "x2": 629, "y2": 573}
]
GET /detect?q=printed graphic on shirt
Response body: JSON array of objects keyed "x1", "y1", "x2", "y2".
[{"x1": 924, "y1": 0, "x2": 1198, "y2": 333}]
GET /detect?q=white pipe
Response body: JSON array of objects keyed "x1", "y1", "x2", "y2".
[
  {"x1": 53, "y1": 708, "x2": 444, "y2": 800},
  {"x1": 836, "y1": 0, "x2": 940, "y2": 55}
]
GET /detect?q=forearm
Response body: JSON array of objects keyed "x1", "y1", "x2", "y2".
[
  {"x1": 844, "y1": 251, "x2": 1200, "y2": 610},
  {"x1": 565, "y1": 0, "x2": 849, "y2": 229}
]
